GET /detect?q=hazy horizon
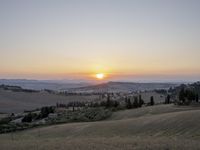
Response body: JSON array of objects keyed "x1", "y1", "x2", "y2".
[
  {"x1": 1, "y1": 0, "x2": 200, "y2": 81},
  {"x1": 0, "y1": 77, "x2": 198, "y2": 84}
]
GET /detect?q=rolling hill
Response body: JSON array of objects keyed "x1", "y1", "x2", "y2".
[
  {"x1": 0, "y1": 104, "x2": 199, "y2": 150},
  {"x1": 69, "y1": 81, "x2": 178, "y2": 93},
  {"x1": 0, "y1": 79, "x2": 91, "y2": 91},
  {"x1": 0, "y1": 89, "x2": 98, "y2": 113}
]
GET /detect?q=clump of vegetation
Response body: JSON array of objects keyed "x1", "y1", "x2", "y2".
[
  {"x1": 22, "y1": 106, "x2": 55, "y2": 123},
  {"x1": 0, "y1": 117, "x2": 12, "y2": 125},
  {"x1": 38, "y1": 106, "x2": 55, "y2": 118},
  {"x1": 0, "y1": 105, "x2": 112, "y2": 133},
  {"x1": 22, "y1": 113, "x2": 34, "y2": 122},
  {"x1": 0, "y1": 122, "x2": 38, "y2": 133},
  {"x1": 125, "y1": 97, "x2": 132, "y2": 109},
  {"x1": 0, "y1": 106, "x2": 56, "y2": 133},
  {"x1": 170, "y1": 82, "x2": 200, "y2": 105},
  {"x1": 89, "y1": 95, "x2": 120, "y2": 110},
  {"x1": 125, "y1": 95, "x2": 144, "y2": 109},
  {"x1": 48, "y1": 107, "x2": 112, "y2": 124},
  {"x1": 177, "y1": 87, "x2": 199, "y2": 105},
  {"x1": 0, "y1": 84, "x2": 38, "y2": 93}
]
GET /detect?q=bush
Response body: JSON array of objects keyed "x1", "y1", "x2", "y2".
[
  {"x1": 178, "y1": 87, "x2": 197, "y2": 105},
  {"x1": 0, "y1": 117, "x2": 12, "y2": 125},
  {"x1": 37, "y1": 106, "x2": 55, "y2": 119},
  {"x1": 22, "y1": 113, "x2": 33, "y2": 122}
]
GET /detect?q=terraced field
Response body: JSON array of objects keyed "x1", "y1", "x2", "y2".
[{"x1": 0, "y1": 104, "x2": 199, "y2": 150}]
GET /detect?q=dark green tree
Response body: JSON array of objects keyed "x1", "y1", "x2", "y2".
[
  {"x1": 40, "y1": 106, "x2": 55, "y2": 118},
  {"x1": 138, "y1": 95, "x2": 144, "y2": 107},
  {"x1": 195, "y1": 94, "x2": 199, "y2": 102},
  {"x1": 113, "y1": 101, "x2": 119, "y2": 107},
  {"x1": 125, "y1": 98, "x2": 132, "y2": 109},
  {"x1": 184, "y1": 89, "x2": 195, "y2": 102},
  {"x1": 150, "y1": 96, "x2": 154, "y2": 106},
  {"x1": 106, "y1": 94, "x2": 111, "y2": 108},
  {"x1": 133, "y1": 97, "x2": 139, "y2": 108},
  {"x1": 179, "y1": 87, "x2": 185, "y2": 103},
  {"x1": 22, "y1": 113, "x2": 33, "y2": 122},
  {"x1": 165, "y1": 94, "x2": 171, "y2": 104}
]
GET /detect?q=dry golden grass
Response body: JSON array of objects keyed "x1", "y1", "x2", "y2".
[
  {"x1": 0, "y1": 104, "x2": 200, "y2": 150},
  {"x1": 109, "y1": 104, "x2": 199, "y2": 120},
  {"x1": 1, "y1": 136, "x2": 200, "y2": 150},
  {"x1": 140, "y1": 91, "x2": 166, "y2": 103}
]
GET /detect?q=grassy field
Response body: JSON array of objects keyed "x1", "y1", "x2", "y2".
[
  {"x1": 0, "y1": 89, "x2": 99, "y2": 113},
  {"x1": 0, "y1": 104, "x2": 199, "y2": 150},
  {"x1": 0, "y1": 89, "x2": 166, "y2": 113},
  {"x1": 109, "y1": 104, "x2": 199, "y2": 120},
  {"x1": 140, "y1": 91, "x2": 166, "y2": 104}
]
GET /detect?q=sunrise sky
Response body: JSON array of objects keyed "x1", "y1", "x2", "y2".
[{"x1": 0, "y1": 0, "x2": 200, "y2": 82}]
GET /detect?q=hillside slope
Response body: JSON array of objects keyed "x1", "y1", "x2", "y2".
[
  {"x1": 109, "y1": 104, "x2": 199, "y2": 120},
  {"x1": 70, "y1": 82, "x2": 177, "y2": 93},
  {"x1": 0, "y1": 79, "x2": 90, "y2": 90},
  {"x1": 0, "y1": 105, "x2": 199, "y2": 150}
]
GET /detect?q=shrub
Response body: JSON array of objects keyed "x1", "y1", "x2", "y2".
[
  {"x1": 22, "y1": 113, "x2": 33, "y2": 122},
  {"x1": 0, "y1": 117, "x2": 12, "y2": 125},
  {"x1": 38, "y1": 106, "x2": 55, "y2": 119},
  {"x1": 178, "y1": 87, "x2": 197, "y2": 105}
]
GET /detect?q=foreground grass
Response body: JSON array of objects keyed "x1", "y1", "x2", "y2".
[
  {"x1": 1, "y1": 136, "x2": 200, "y2": 150},
  {"x1": 0, "y1": 105, "x2": 200, "y2": 150},
  {"x1": 0, "y1": 107, "x2": 112, "y2": 133}
]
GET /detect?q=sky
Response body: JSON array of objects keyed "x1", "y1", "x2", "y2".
[{"x1": 0, "y1": 0, "x2": 200, "y2": 82}]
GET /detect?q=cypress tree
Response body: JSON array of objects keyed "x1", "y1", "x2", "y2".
[
  {"x1": 138, "y1": 95, "x2": 144, "y2": 107},
  {"x1": 133, "y1": 97, "x2": 139, "y2": 108},
  {"x1": 196, "y1": 94, "x2": 199, "y2": 102},
  {"x1": 150, "y1": 96, "x2": 154, "y2": 106},
  {"x1": 179, "y1": 87, "x2": 185, "y2": 103},
  {"x1": 126, "y1": 98, "x2": 132, "y2": 109}
]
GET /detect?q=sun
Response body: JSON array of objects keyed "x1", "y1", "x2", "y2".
[{"x1": 96, "y1": 73, "x2": 105, "y2": 79}]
